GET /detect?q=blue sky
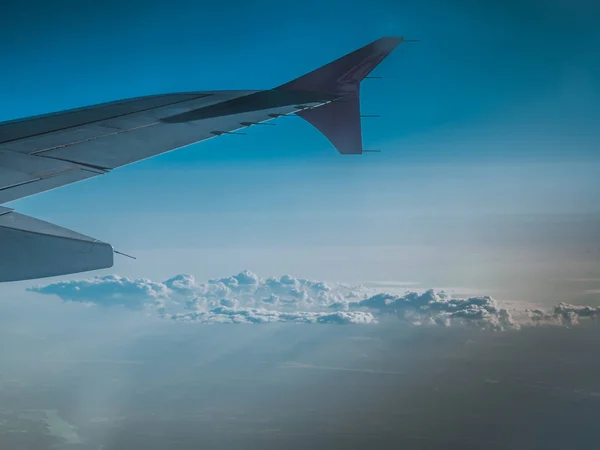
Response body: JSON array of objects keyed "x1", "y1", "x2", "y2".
[
  {"x1": 1, "y1": 0, "x2": 599, "y2": 305},
  {"x1": 2, "y1": 5, "x2": 600, "y2": 448}
]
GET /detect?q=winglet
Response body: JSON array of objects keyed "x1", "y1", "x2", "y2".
[
  {"x1": 276, "y1": 37, "x2": 404, "y2": 154},
  {"x1": 277, "y1": 36, "x2": 404, "y2": 95}
]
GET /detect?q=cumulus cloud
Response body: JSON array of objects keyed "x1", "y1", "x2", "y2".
[
  {"x1": 341, "y1": 290, "x2": 518, "y2": 331},
  {"x1": 166, "y1": 308, "x2": 376, "y2": 325},
  {"x1": 27, "y1": 275, "x2": 168, "y2": 310},
  {"x1": 164, "y1": 270, "x2": 360, "y2": 312},
  {"x1": 527, "y1": 303, "x2": 600, "y2": 326},
  {"x1": 27, "y1": 270, "x2": 600, "y2": 329}
]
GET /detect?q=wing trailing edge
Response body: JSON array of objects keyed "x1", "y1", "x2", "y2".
[{"x1": 276, "y1": 36, "x2": 405, "y2": 154}]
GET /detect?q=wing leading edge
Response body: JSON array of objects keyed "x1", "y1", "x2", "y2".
[{"x1": 0, "y1": 37, "x2": 404, "y2": 282}]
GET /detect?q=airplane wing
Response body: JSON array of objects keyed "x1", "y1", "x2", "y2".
[{"x1": 0, "y1": 37, "x2": 404, "y2": 282}]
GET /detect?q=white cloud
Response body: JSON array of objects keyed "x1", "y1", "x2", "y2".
[
  {"x1": 27, "y1": 270, "x2": 600, "y2": 329},
  {"x1": 552, "y1": 303, "x2": 599, "y2": 326},
  {"x1": 166, "y1": 307, "x2": 377, "y2": 325},
  {"x1": 27, "y1": 275, "x2": 168, "y2": 310},
  {"x1": 526, "y1": 302, "x2": 600, "y2": 326},
  {"x1": 341, "y1": 290, "x2": 518, "y2": 331}
]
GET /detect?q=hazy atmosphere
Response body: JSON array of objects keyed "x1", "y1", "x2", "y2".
[{"x1": 1, "y1": 0, "x2": 599, "y2": 449}]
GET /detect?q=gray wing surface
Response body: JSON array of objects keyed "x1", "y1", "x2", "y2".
[
  {"x1": 0, "y1": 36, "x2": 404, "y2": 282},
  {"x1": 0, "y1": 90, "x2": 319, "y2": 204}
]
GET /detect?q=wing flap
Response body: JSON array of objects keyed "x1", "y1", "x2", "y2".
[
  {"x1": 0, "y1": 149, "x2": 104, "y2": 204},
  {"x1": 29, "y1": 100, "x2": 321, "y2": 169},
  {"x1": 0, "y1": 92, "x2": 311, "y2": 202},
  {"x1": 0, "y1": 168, "x2": 100, "y2": 204},
  {"x1": 0, "y1": 91, "x2": 255, "y2": 155}
]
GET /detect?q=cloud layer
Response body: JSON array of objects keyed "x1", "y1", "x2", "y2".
[
  {"x1": 527, "y1": 303, "x2": 600, "y2": 326},
  {"x1": 167, "y1": 308, "x2": 377, "y2": 325},
  {"x1": 27, "y1": 270, "x2": 600, "y2": 329},
  {"x1": 341, "y1": 290, "x2": 517, "y2": 331},
  {"x1": 28, "y1": 275, "x2": 168, "y2": 310}
]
